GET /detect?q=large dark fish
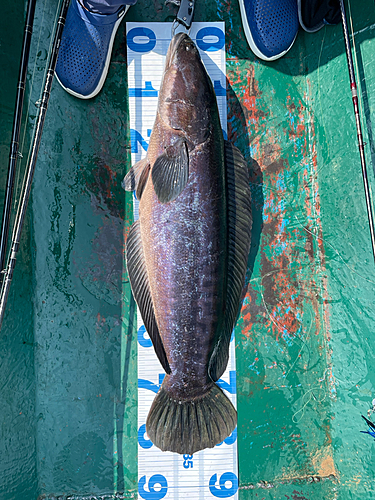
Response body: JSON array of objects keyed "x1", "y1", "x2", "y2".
[{"x1": 123, "y1": 33, "x2": 252, "y2": 454}]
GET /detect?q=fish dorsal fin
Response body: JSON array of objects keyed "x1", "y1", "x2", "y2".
[
  {"x1": 126, "y1": 221, "x2": 171, "y2": 374},
  {"x1": 151, "y1": 139, "x2": 189, "y2": 203},
  {"x1": 122, "y1": 158, "x2": 150, "y2": 194},
  {"x1": 209, "y1": 141, "x2": 252, "y2": 381}
]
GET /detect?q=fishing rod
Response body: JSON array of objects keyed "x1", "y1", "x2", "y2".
[
  {"x1": 0, "y1": 0, "x2": 37, "y2": 284},
  {"x1": 0, "y1": 0, "x2": 71, "y2": 328},
  {"x1": 339, "y1": 0, "x2": 375, "y2": 263}
]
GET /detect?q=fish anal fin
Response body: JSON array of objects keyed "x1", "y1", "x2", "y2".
[
  {"x1": 122, "y1": 158, "x2": 150, "y2": 193},
  {"x1": 126, "y1": 221, "x2": 171, "y2": 374},
  {"x1": 209, "y1": 141, "x2": 252, "y2": 381},
  {"x1": 151, "y1": 139, "x2": 189, "y2": 203}
]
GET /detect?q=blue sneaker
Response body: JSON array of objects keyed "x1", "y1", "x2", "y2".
[
  {"x1": 56, "y1": 0, "x2": 134, "y2": 99},
  {"x1": 238, "y1": 0, "x2": 299, "y2": 61}
]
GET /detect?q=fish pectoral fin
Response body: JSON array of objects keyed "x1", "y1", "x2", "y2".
[
  {"x1": 126, "y1": 220, "x2": 171, "y2": 374},
  {"x1": 209, "y1": 141, "x2": 253, "y2": 382},
  {"x1": 122, "y1": 158, "x2": 150, "y2": 194},
  {"x1": 151, "y1": 139, "x2": 189, "y2": 203},
  {"x1": 136, "y1": 161, "x2": 151, "y2": 200}
]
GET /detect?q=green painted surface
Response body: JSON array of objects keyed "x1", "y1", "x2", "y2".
[
  {"x1": 307, "y1": 4, "x2": 375, "y2": 498},
  {"x1": 0, "y1": 1, "x2": 38, "y2": 498},
  {"x1": 225, "y1": 1, "x2": 375, "y2": 497},
  {"x1": 28, "y1": 0, "x2": 137, "y2": 497},
  {"x1": 1, "y1": 0, "x2": 375, "y2": 499}
]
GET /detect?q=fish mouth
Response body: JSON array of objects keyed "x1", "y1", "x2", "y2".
[{"x1": 165, "y1": 32, "x2": 199, "y2": 70}]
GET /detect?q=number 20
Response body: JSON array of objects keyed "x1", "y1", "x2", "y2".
[{"x1": 183, "y1": 454, "x2": 193, "y2": 469}]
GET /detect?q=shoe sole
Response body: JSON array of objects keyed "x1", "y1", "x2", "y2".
[
  {"x1": 55, "y1": 5, "x2": 129, "y2": 99},
  {"x1": 238, "y1": 0, "x2": 298, "y2": 61}
]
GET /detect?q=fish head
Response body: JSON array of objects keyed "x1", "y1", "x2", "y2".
[{"x1": 158, "y1": 33, "x2": 217, "y2": 145}]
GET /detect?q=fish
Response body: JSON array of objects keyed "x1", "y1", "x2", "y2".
[{"x1": 123, "y1": 32, "x2": 252, "y2": 454}]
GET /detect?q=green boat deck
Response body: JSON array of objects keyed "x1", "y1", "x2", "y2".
[{"x1": 1, "y1": 0, "x2": 375, "y2": 498}]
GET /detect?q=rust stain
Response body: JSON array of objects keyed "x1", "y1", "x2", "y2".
[
  {"x1": 227, "y1": 56, "x2": 337, "y2": 481},
  {"x1": 311, "y1": 446, "x2": 338, "y2": 478}
]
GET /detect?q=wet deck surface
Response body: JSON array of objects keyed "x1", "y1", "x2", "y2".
[{"x1": 1, "y1": 0, "x2": 375, "y2": 498}]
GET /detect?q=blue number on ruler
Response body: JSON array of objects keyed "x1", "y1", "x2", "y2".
[
  {"x1": 138, "y1": 325, "x2": 152, "y2": 348},
  {"x1": 216, "y1": 371, "x2": 236, "y2": 394},
  {"x1": 213, "y1": 80, "x2": 226, "y2": 96},
  {"x1": 130, "y1": 80, "x2": 224, "y2": 98},
  {"x1": 139, "y1": 474, "x2": 168, "y2": 500},
  {"x1": 182, "y1": 454, "x2": 193, "y2": 468},
  {"x1": 127, "y1": 27, "x2": 156, "y2": 53},
  {"x1": 128, "y1": 81, "x2": 158, "y2": 97},
  {"x1": 209, "y1": 472, "x2": 238, "y2": 498},
  {"x1": 216, "y1": 427, "x2": 237, "y2": 446},
  {"x1": 138, "y1": 374, "x2": 165, "y2": 393},
  {"x1": 131, "y1": 129, "x2": 148, "y2": 153},
  {"x1": 128, "y1": 26, "x2": 224, "y2": 54},
  {"x1": 138, "y1": 424, "x2": 153, "y2": 449},
  {"x1": 196, "y1": 27, "x2": 225, "y2": 52}
]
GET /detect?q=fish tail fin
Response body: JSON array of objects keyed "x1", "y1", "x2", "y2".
[{"x1": 146, "y1": 382, "x2": 236, "y2": 454}]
